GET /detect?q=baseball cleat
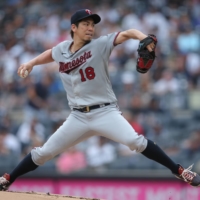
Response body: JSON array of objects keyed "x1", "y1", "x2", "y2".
[
  {"x1": 0, "y1": 173, "x2": 11, "y2": 191},
  {"x1": 175, "y1": 164, "x2": 200, "y2": 187}
]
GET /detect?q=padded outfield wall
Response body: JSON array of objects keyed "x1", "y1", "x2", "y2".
[{"x1": 8, "y1": 178, "x2": 200, "y2": 200}]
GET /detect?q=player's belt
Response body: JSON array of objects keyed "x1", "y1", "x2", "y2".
[{"x1": 73, "y1": 103, "x2": 111, "y2": 113}]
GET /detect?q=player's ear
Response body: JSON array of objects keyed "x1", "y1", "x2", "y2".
[{"x1": 71, "y1": 24, "x2": 77, "y2": 32}]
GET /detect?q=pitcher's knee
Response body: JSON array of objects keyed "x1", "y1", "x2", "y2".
[
  {"x1": 31, "y1": 147, "x2": 54, "y2": 166},
  {"x1": 127, "y1": 135, "x2": 147, "y2": 152}
]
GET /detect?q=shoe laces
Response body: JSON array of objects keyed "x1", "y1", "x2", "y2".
[
  {"x1": 0, "y1": 173, "x2": 10, "y2": 185},
  {"x1": 180, "y1": 164, "x2": 196, "y2": 182}
]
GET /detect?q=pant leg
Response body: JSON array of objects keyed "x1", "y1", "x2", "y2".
[
  {"x1": 90, "y1": 105, "x2": 147, "y2": 152},
  {"x1": 31, "y1": 111, "x2": 92, "y2": 165}
]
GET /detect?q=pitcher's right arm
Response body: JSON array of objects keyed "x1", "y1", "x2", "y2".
[{"x1": 17, "y1": 49, "x2": 54, "y2": 77}]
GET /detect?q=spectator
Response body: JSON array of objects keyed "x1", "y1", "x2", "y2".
[
  {"x1": 0, "y1": 125, "x2": 20, "y2": 169},
  {"x1": 122, "y1": 110, "x2": 144, "y2": 135},
  {"x1": 185, "y1": 52, "x2": 200, "y2": 87},
  {"x1": 181, "y1": 130, "x2": 200, "y2": 158},
  {"x1": 146, "y1": 121, "x2": 179, "y2": 154},
  {"x1": 16, "y1": 118, "x2": 45, "y2": 156},
  {"x1": 152, "y1": 69, "x2": 180, "y2": 95},
  {"x1": 56, "y1": 146, "x2": 86, "y2": 174},
  {"x1": 0, "y1": 127, "x2": 11, "y2": 156},
  {"x1": 177, "y1": 23, "x2": 200, "y2": 54},
  {"x1": 0, "y1": 125, "x2": 21, "y2": 156},
  {"x1": 86, "y1": 136, "x2": 117, "y2": 168}
]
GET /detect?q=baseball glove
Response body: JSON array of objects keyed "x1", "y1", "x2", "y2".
[{"x1": 136, "y1": 34, "x2": 157, "y2": 73}]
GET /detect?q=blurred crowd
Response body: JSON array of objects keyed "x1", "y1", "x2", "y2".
[{"x1": 0, "y1": 0, "x2": 200, "y2": 175}]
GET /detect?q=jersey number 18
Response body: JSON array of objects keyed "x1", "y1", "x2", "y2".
[{"x1": 79, "y1": 67, "x2": 95, "y2": 82}]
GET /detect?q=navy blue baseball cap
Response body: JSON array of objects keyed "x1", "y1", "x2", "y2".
[{"x1": 71, "y1": 9, "x2": 101, "y2": 24}]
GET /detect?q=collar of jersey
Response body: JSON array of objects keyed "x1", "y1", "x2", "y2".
[{"x1": 68, "y1": 40, "x2": 91, "y2": 54}]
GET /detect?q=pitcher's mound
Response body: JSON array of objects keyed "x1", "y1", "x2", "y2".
[{"x1": 0, "y1": 191, "x2": 102, "y2": 200}]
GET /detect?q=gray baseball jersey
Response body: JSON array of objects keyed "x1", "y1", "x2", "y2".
[
  {"x1": 31, "y1": 32, "x2": 147, "y2": 166},
  {"x1": 52, "y1": 32, "x2": 118, "y2": 108}
]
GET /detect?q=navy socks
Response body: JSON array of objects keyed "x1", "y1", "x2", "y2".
[
  {"x1": 10, "y1": 153, "x2": 38, "y2": 183},
  {"x1": 142, "y1": 139, "x2": 179, "y2": 174}
]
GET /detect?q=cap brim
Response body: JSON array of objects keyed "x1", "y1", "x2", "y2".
[{"x1": 77, "y1": 14, "x2": 101, "y2": 24}]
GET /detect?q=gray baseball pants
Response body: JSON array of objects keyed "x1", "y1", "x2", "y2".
[{"x1": 31, "y1": 104, "x2": 147, "y2": 165}]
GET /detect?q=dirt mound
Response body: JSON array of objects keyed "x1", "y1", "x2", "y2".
[{"x1": 0, "y1": 191, "x2": 103, "y2": 200}]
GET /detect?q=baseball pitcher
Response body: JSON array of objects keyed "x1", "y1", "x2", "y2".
[{"x1": 0, "y1": 9, "x2": 200, "y2": 190}]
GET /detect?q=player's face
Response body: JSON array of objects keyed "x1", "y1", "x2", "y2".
[{"x1": 74, "y1": 18, "x2": 95, "y2": 42}]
